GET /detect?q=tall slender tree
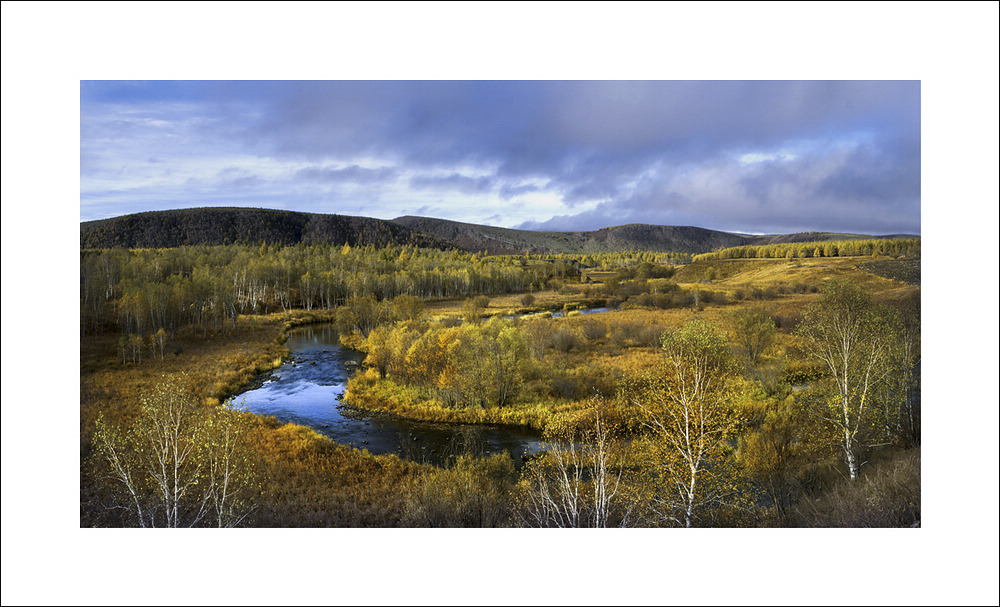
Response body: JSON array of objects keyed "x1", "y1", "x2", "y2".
[
  {"x1": 627, "y1": 319, "x2": 742, "y2": 527},
  {"x1": 796, "y1": 280, "x2": 900, "y2": 480}
]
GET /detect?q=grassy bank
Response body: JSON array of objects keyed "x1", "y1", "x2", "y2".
[
  {"x1": 80, "y1": 309, "x2": 430, "y2": 527},
  {"x1": 344, "y1": 371, "x2": 556, "y2": 430}
]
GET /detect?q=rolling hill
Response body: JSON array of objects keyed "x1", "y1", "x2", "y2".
[
  {"x1": 389, "y1": 216, "x2": 752, "y2": 255},
  {"x1": 80, "y1": 207, "x2": 452, "y2": 250},
  {"x1": 81, "y1": 207, "x2": 914, "y2": 255},
  {"x1": 389, "y1": 216, "x2": 905, "y2": 256}
]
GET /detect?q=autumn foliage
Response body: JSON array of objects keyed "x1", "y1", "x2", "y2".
[{"x1": 81, "y1": 241, "x2": 920, "y2": 527}]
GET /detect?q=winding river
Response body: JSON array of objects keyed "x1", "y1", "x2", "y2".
[{"x1": 236, "y1": 323, "x2": 545, "y2": 466}]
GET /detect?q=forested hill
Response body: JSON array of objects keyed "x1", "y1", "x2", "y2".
[
  {"x1": 389, "y1": 216, "x2": 897, "y2": 256},
  {"x1": 80, "y1": 208, "x2": 452, "y2": 250},
  {"x1": 391, "y1": 216, "x2": 752, "y2": 255},
  {"x1": 81, "y1": 207, "x2": 913, "y2": 254}
]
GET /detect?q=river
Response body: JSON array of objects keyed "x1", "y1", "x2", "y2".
[{"x1": 236, "y1": 323, "x2": 545, "y2": 466}]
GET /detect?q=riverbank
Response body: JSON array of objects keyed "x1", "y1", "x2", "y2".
[
  {"x1": 80, "y1": 310, "x2": 431, "y2": 527},
  {"x1": 344, "y1": 372, "x2": 554, "y2": 431}
]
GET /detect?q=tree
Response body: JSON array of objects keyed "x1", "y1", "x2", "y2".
[
  {"x1": 362, "y1": 324, "x2": 393, "y2": 378},
  {"x1": 390, "y1": 294, "x2": 425, "y2": 322},
  {"x1": 795, "y1": 280, "x2": 900, "y2": 480},
  {"x1": 128, "y1": 333, "x2": 145, "y2": 364},
  {"x1": 626, "y1": 319, "x2": 742, "y2": 527},
  {"x1": 91, "y1": 377, "x2": 259, "y2": 527},
  {"x1": 882, "y1": 294, "x2": 921, "y2": 448},
  {"x1": 727, "y1": 305, "x2": 776, "y2": 366},
  {"x1": 462, "y1": 295, "x2": 491, "y2": 324},
  {"x1": 153, "y1": 327, "x2": 168, "y2": 361},
  {"x1": 516, "y1": 403, "x2": 640, "y2": 527}
]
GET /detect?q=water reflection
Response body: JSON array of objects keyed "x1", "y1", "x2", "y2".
[{"x1": 238, "y1": 324, "x2": 543, "y2": 466}]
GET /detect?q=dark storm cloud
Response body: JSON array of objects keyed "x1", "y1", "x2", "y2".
[
  {"x1": 81, "y1": 80, "x2": 920, "y2": 233},
  {"x1": 229, "y1": 81, "x2": 912, "y2": 169},
  {"x1": 246, "y1": 81, "x2": 918, "y2": 232}
]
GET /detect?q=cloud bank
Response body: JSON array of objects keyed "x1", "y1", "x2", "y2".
[{"x1": 81, "y1": 80, "x2": 920, "y2": 234}]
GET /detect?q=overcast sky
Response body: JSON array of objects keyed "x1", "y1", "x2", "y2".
[{"x1": 80, "y1": 80, "x2": 921, "y2": 235}]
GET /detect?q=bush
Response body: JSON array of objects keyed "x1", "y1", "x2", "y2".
[
  {"x1": 462, "y1": 295, "x2": 491, "y2": 323},
  {"x1": 771, "y1": 313, "x2": 802, "y2": 332},
  {"x1": 404, "y1": 453, "x2": 516, "y2": 527},
  {"x1": 728, "y1": 306, "x2": 776, "y2": 366},
  {"x1": 625, "y1": 292, "x2": 674, "y2": 309},
  {"x1": 700, "y1": 290, "x2": 728, "y2": 305},
  {"x1": 638, "y1": 325, "x2": 666, "y2": 348},
  {"x1": 549, "y1": 328, "x2": 583, "y2": 353},
  {"x1": 608, "y1": 321, "x2": 644, "y2": 348},
  {"x1": 579, "y1": 319, "x2": 607, "y2": 342},
  {"x1": 549, "y1": 372, "x2": 585, "y2": 399},
  {"x1": 791, "y1": 448, "x2": 920, "y2": 527}
]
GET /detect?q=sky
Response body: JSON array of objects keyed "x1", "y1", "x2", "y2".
[{"x1": 80, "y1": 80, "x2": 921, "y2": 235}]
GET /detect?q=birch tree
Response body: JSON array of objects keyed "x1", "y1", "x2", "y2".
[
  {"x1": 628, "y1": 319, "x2": 742, "y2": 527},
  {"x1": 884, "y1": 295, "x2": 921, "y2": 448},
  {"x1": 517, "y1": 403, "x2": 638, "y2": 527},
  {"x1": 795, "y1": 280, "x2": 900, "y2": 480},
  {"x1": 91, "y1": 377, "x2": 259, "y2": 527}
]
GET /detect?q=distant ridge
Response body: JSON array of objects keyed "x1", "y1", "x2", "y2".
[
  {"x1": 80, "y1": 207, "x2": 451, "y2": 250},
  {"x1": 390, "y1": 216, "x2": 749, "y2": 255},
  {"x1": 390, "y1": 215, "x2": 904, "y2": 256},
  {"x1": 80, "y1": 207, "x2": 913, "y2": 254}
]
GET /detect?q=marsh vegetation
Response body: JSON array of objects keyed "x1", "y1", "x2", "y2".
[{"x1": 81, "y1": 243, "x2": 920, "y2": 527}]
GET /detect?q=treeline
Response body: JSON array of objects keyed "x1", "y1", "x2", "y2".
[
  {"x1": 693, "y1": 237, "x2": 920, "y2": 262},
  {"x1": 515, "y1": 250, "x2": 691, "y2": 268},
  {"x1": 80, "y1": 243, "x2": 609, "y2": 356}
]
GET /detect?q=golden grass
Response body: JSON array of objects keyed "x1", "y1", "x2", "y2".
[
  {"x1": 80, "y1": 314, "x2": 287, "y2": 442},
  {"x1": 345, "y1": 372, "x2": 555, "y2": 430},
  {"x1": 80, "y1": 310, "x2": 432, "y2": 527},
  {"x1": 82, "y1": 254, "x2": 920, "y2": 526},
  {"x1": 677, "y1": 256, "x2": 916, "y2": 295},
  {"x1": 423, "y1": 288, "x2": 601, "y2": 321}
]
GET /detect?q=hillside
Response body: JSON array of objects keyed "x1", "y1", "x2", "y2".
[
  {"x1": 80, "y1": 207, "x2": 913, "y2": 254},
  {"x1": 80, "y1": 207, "x2": 451, "y2": 250},
  {"x1": 390, "y1": 216, "x2": 897, "y2": 256},
  {"x1": 750, "y1": 231, "x2": 919, "y2": 245},
  {"x1": 391, "y1": 216, "x2": 750, "y2": 255}
]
